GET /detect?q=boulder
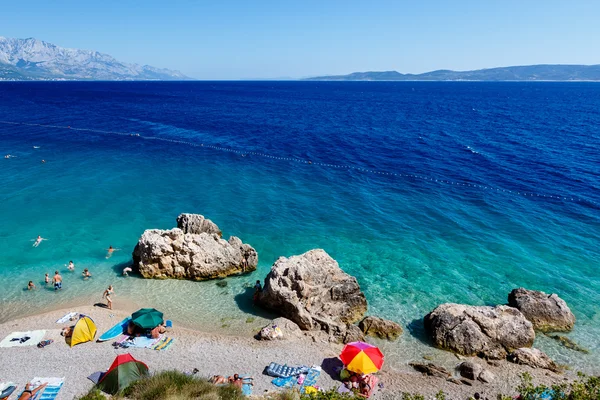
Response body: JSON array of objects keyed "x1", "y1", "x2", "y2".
[
  {"x1": 257, "y1": 317, "x2": 303, "y2": 341},
  {"x1": 457, "y1": 361, "x2": 483, "y2": 381},
  {"x1": 176, "y1": 213, "x2": 222, "y2": 237},
  {"x1": 256, "y1": 249, "x2": 367, "y2": 343},
  {"x1": 478, "y1": 369, "x2": 495, "y2": 383},
  {"x1": 508, "y1": 288, "x2": 575, "y2": 332},
  {"x1": 409, "y1": 362, "x2": 450, "y2": 379},
  {"x1": 424, "y1": 303, "x2": 535, "y2": 359},
  {"x1": 508, "y1": 348, "x2": 560, "y2": 373},
  {"x1": 359, "y1": 316, "x2": 403, "y2": 341},
  {"x1": 132, "y1": 228, "x2": 257, "y2": 280}
]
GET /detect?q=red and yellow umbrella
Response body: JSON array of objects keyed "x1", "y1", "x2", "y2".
[{"x1": 339, "y1": 341, "x2": 384, "y2": 374}]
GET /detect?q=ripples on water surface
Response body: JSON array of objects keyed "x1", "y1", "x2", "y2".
[{"x1": 0, "y1": 82, "x2": 598, "y2": 371}]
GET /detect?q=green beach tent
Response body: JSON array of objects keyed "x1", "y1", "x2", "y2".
[
  {"x1": 131, "y1": 308, "x2": 164, "y2": 330},
  {"x1": 97, "y1": 353, "x2": 149, "y2": 394}
]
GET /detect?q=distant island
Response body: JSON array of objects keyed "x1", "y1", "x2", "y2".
[
  {"x1": 0, "y1": 36, "x2": 189, "y2": 81},
  {"x1": 305, "y1": 65, "x2": 600, "y2": 81}
]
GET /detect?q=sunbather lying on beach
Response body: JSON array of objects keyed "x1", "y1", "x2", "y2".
[
  {"x1": 209, "y1": 374, "x2": 253, "y2": 387},
  {"x1": 18, "y1": 382, "x2": 47, "y2": 400}
]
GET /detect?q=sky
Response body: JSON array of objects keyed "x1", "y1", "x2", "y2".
[{"x1": 1, "y1": 0, "x2": 599, "y2": 79}]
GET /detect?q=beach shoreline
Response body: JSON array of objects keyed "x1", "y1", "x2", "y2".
[{"x1": 0, "y1": 303, "x2": 576, "y2": 400}]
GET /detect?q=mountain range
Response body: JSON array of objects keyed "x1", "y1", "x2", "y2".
[
  {"x1": 305, "y1": 65, "x2": 600, "y2": 81},
  {"x1": 0, "y1": 37, "x2": 188, "y2": 81}
]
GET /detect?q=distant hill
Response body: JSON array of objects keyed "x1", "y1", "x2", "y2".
[
  {"x1": 0, "y1": 37, "x2": 189, "y2": 81},
  {"x1": 305, "y1": 65, "x2": 600, "y2": 81}
]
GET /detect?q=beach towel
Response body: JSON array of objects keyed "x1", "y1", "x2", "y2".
[
  {"x1": 151, "y1": 336, "x2": 174, "y2": 350},
  {"x1": 165, "y1": 320, "x2": 173, "y2": 328},
  {"x1": 0, "y1": 330, "x2": 46, "y2": 348},
  {"x1": 300, "y1": 366, "x2": 321, "y2": 394},
  {"x1": 265, "y1": 362, "x2": 309, "y2": 378},
  {"x1": 271, "y1": 376, "x2": 296, "y2": 388},
  {"x1": 20, "y1": 378, "x2": 64, "y2": 400},
  {"x1": 55, "y1": 312, "x2": 78, "y2": 324},
  {"x1": 37, "y1": 339, "x2": 54, "y2": 348}
]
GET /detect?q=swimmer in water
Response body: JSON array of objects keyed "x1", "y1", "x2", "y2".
[
  {"x1": 28, "y1": 281, "x2": 36, "y2": 290},
  {"x1": 67, "y1": 261, "x2": 75, "y2": 271},
  {"x1": 122, "y1": 267, "x2": 132, "y2": 276},
  {"x1": 45, "y1": 273, "x2": 50, "y2": 285},
  {"x1": 32, "y1": 235, "x2": 46, "y2": 247},
  {"x1": 105, "y1": 246, "x2": 120, "y2": 259},
  {"x1": 82, "y1": 268, "x2": 92, "y2": 280}
]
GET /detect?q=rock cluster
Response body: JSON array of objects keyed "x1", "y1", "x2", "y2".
[
  {"x1": 508, "y1": 288, "x2": 575, "y2": 332},
  {"x1": 424, "y1": 303, "x2": 535, "y2": 359},
  {"x1": 256, "y1": 249, "x2": 368, "y2": 343},
  {"x1": 359, "y1": 316, "x2": 403, "y2": 341},
  {"x1": 132, "y1": 214, "x2": 257, "y2": 280}
]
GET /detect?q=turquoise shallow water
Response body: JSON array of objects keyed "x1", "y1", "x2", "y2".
[{"x1": 0, "y1": 81, "x2": 599, "y2": 372}]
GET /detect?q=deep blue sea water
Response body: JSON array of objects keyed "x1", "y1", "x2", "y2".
[{"x1": 1, "y1": 81, "x2": 599, "y2": 371}]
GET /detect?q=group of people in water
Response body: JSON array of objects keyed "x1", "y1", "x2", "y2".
[{"x1": 27, "y1": 235, "x2": 122, "y2": 309}]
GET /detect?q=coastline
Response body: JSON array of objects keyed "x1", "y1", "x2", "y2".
[{"x1": 0, "y1": 303, "x2": 575, "y2": 399}]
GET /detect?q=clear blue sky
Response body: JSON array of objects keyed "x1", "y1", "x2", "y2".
[{"x1": 1, "y1": 0, "x2": 599, "y2": 79}]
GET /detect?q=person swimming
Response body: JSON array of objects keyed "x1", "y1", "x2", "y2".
[
  {"x1": 67, "y1": 261, "x2": 75, "y2": 271},
  {"x1": 82, "y1": 268, "x2": 92, "y2": 280},
  {"x1": 106, "y1": 245, "x2": 120, "y2": 259},
  {"x1": 32, "y1": 236, "x2": 45, "y2": 247},
  {"x1": 27, "y1": 281, "x2": 36, "y2": 290},
  {"x1": 122, "y1": 267, "x2": 133, "y2": 276},
  {"x1": 44, "y1": 273, "x2": 49, "y2": 285}
]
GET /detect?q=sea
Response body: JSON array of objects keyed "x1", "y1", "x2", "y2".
[{"x1": 0, "y1": 81, "x2": 599, "y2": 373}]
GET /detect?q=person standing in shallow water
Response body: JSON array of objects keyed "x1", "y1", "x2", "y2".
[
  {"x1": 103, "y1": 285, "x2": 114, "y2": 309},
  {"x1": 52, "y1": 271, "x2": 62, "y2": 291}
]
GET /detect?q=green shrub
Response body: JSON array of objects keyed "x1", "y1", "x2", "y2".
[
  {"x1": 497, "y1": 372, "x2": 600, "y2": 400},
  {"x1": 122, "y1": 370, "x2": 243, "y2": 400},
  {"x1": 77, "y1": 389, "x2": 107, "y2": 400}
]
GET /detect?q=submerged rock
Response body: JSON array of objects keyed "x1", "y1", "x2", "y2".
[
  {"x1": 508, "y1": 288, "x2": 575, "y2": 332},
  {"x1": 508, "y1": 348, "x2": 560, "y2": 373},
  {"x1": 359, "y1": 316, "x2": 403, "y2": 341},
  {"x1": 424, "y1": 303, "x2": 535, "y2": 359},
  {"x1": 256, "y1": 249, "x2": 367, "y2": 343},
  {"x1": 132, "y1": 214, "x2": 257, "y2": 280},
  {"x1": 545, "y1": 334, "x2": 589, "y2": 353},
  {"x1": 409, "y1": 362, "x2": 450, "y2": 379}
]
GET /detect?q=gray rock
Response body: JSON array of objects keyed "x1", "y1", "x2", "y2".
[
  {"x1": 176, "y1": 213, "x2": 222, "y2": 237},
  {"x1": 132, "y1": 228, "x2": 257, "y2": 280},
  {"x1": 508, "y1": 348, "x2": 560, "y2": 373},
  {"x1": 257, "y1": 317, "x2": 303, "y2": 340},
  {"x1": 478, "y1": 369, "x2": 495, "y2": 383},
  {"x1": 409, "y1": 362, "x2": 450, "y2": 379},
  {"x1": 457, "y1": 361, "x2": 483, "y2": 380},
  {"x1": 359, "y1": 316, "x2": 403, "y2": 341},
  {"x1": 256, "y1": 249, "x2": 368, "y2": 343},
  {"x1": 508, "y1": 288, "x2": 575, "y2": 332},
  {"x1": 446, "y1": 377, "x2": 462, "y2": 385},
  {"x1": 424, "y1": 303, "x2": 535, "y2": 359}
]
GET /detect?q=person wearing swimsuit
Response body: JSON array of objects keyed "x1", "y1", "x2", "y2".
[
  {"x1": 103, "y1": 285, "x2": 114, "y2": 309},
  {"x1": 18, "y1": 382, "x2": 47, "y2": 400}
]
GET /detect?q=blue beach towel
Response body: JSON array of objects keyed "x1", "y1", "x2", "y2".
[
  {"x1": 271, "y1": 375, "x2": 297, "y2": 388},
  {"x1": 300, "y1": 367, "x2": 321, "y2": 394},
  {"x1": 21, "y1": 378, "x2": 64, "y2": 400}
]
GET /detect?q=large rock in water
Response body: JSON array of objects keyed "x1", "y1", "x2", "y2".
[
  {"x1": 256, "y1": 249, "x2": 367, "y2": 343},
  {"x1": 132, "y1": 215, "x2": 257, "y2": 280},
  {"x1": 508, "y1": 288, "x2": 575, "y2": 332},
  {"x1": 424, "y1": 303, "x2": 535, "y2": 359}
]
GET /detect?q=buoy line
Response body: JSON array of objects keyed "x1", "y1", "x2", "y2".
[{"x1": 0, "y1": 120, "x2": 596, "y2": 206}]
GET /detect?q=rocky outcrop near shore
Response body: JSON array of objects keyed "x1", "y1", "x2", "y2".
[
  {"x1": 256, "y1": 249, "x2": 367, "y2": 343},
  {"x1": 359, "y1": 316, "x2": 403, "y2": 341},
  {"x1": 508, "y1": 348, "x2": 560, "y2": 372},
  {"x1": 132, "y1": 214, "x2": 257, "y2": 280},
  {"x1": 424, "y1": 304, "x2": 535, "y2": 359},
  {"x1": 176, "y1": 213, "x2": 222, "y2": 237},
  {"x1": 508, "y1": 288, "x2": 575, "y2": 332}
]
